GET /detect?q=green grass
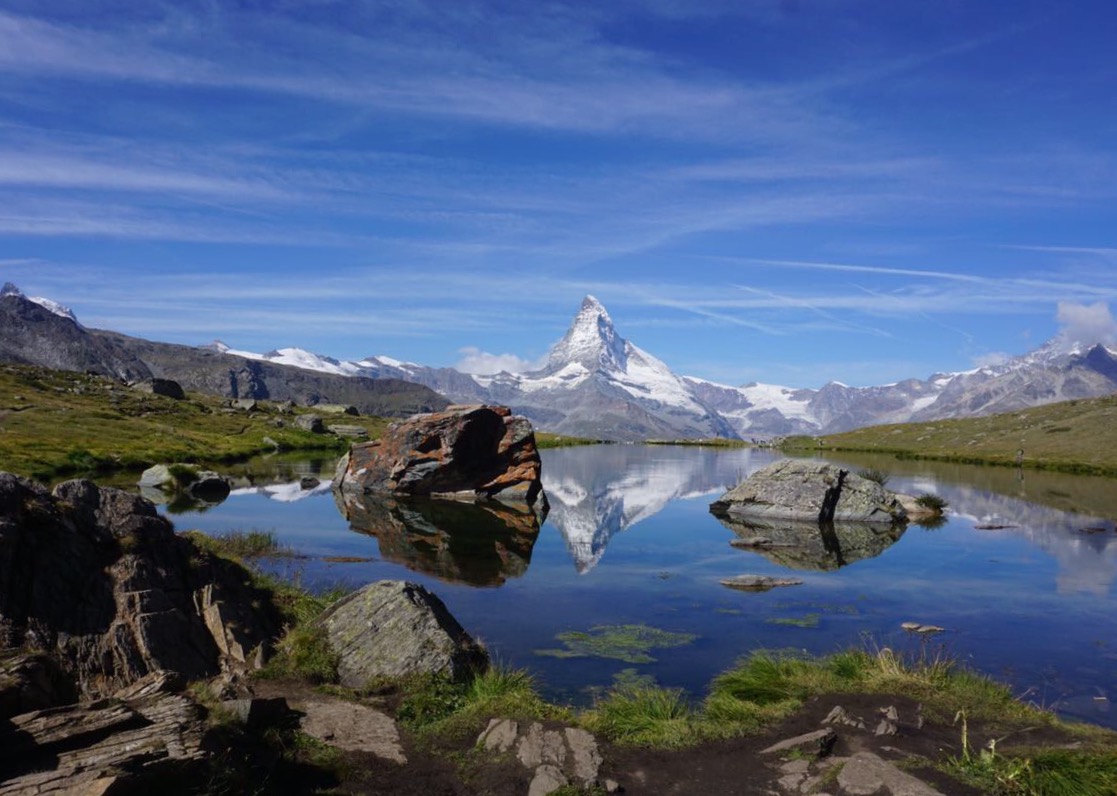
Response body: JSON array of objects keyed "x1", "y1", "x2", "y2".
[
  {"x1": 0, "y1": 363, "x2": 386, "y2": 482},
  {"x1": 789, "y1": 394, "x2": 1117, "y2": 477},
  {"x1": 395, "y1": 665, "x2": 561, "y2": 741},
  {"x1": 645, "y1": 437, "x2": 751, "y2": 448},
  {"x1": 535, "y1": 432, "x2": 606, "y2": 448},
  {"x1": 185, "y1": 529, "x2": 298, "y2": 560},
  {"x1": 586, "y1": 685, "x2": 698, "y2": 748}
]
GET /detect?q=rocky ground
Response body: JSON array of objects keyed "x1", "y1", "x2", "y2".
[{"x1": 195, "y1": 679, "x2": 1078, "y2": 795}]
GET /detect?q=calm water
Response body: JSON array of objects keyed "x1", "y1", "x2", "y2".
[{"x1": 164, "y1": 446, "x2": 1117, "y2": 728}]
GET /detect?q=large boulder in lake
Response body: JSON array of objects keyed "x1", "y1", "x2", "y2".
[
  {"x1": 0, "y1": 472, "x2": 280, "y2": 697},
  {"x1": 314, "y1": 580, "x2": 488, "y2": 687},
  {"x1": 334, "y1": 404, "x2": 547, "y2": 510},
  {"x1": 710, "y1": 460, "x2": 907, "y2": 526}
]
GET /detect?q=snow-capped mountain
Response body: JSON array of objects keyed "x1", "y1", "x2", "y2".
[
  {"x1": 9, "y1": 279, "x2": 1114, "y2": 441},
  {"x1": 1, "y1": 283, "x2": 80, "y2": 325},
  {"x1": 209, "y1": 294, "x2": 1117, "y2": 441}
]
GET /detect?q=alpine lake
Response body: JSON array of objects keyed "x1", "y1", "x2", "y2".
[{"x1": 163, "y1": 445, "x2": 1117, "y2": 730}]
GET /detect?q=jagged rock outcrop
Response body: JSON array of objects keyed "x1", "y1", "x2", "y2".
[
  {"x1": 710, "y1": 460, "x2": 907, "y2": 525},
  {"x1": 336, "y1": 492, "x2": 543, "y2": 587},
  {"x1": 334, "y1": 404, "x2": 547, "y2": 510},
  {"x1": 314, "y1": 580, "x2": 489, "y2": 688},
  {"x1": 0, "y1": 473, "x2": 280, "y2": 697}
]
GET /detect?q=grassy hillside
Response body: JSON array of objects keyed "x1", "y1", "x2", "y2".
[
  {"x1": 790, "y1": 393, "x2": 1117, "y2": 476},
  {"x1": 0, "y1": 364, "x2": 388, "y2": 482}
]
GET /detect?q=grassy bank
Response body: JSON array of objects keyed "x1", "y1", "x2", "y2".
[
  {"x1": 0, "y1": 364, "x2": 387, "y2": 481},
  {"x1": 785, "y1": 394, "x2": 1117, "y2": 477},
  {"x1": 536, "y1": 432, "x2": 607, "y2": 448},
  {"x1": 645, "y1": 437, "x2": 751, "y2": 448}
]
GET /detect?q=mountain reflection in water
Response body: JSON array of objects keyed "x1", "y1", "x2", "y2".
[
  {"x1": 335, "y1": 491, "x2": 543, "y2": 587},
  {"x1": 540, "y1": 445, "x2": 771, "y2": 573}
]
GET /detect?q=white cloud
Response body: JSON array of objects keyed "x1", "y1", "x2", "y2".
[
  {"x1": 455, "y1": 346, "x2": 541, "y2": 375},
  {"x1": 1054, "y1": 301, "x2": 1117, "y2": 350},
  {"x1": 972, "y1": 351, "x2": 1010, "y2": 368}
]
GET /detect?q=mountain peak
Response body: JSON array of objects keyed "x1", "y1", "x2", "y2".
[
  {"x1": 547, "y1": 295, "x2": 628, "y2": 373},
  {"x1": 1, "y1": 282, "x2": 80, "y2": 325}
]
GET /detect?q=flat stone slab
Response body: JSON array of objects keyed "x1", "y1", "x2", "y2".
[
  {"x1": 837, "y1": 751, "x2": 945, "y2": 796},
  {"x1": 760, "y1": 727, "x2": 836, "y2": 756},
  {"x1": 298, "y1": 700, "x2": 406, "y2": 764}
]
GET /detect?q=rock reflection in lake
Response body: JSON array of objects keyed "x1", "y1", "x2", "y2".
[
  {"x1": 712, "y1": 514, "x2": 906, "y2": 571},
  {"x1": 335, "y1": 491, "x2": 544, "y2": 587}
]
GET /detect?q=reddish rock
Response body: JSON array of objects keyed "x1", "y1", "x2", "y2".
[{"x1": 333, "y1": 404, "x2": 547, "y2": 509}]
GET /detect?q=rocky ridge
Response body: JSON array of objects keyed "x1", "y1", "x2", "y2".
[{"x1": 0, "y1": 285, "x2": 448, "y2": 419}]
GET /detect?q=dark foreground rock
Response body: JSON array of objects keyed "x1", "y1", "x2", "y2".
[
  {"x1": 0, "y1": 472, "x2": 279, "y2": 697},
  {"x1": 334, "y1": 404, "x2": 547, "y2": 510},
  {"x1": 0, "y1": 669, "x2": 206, "y2": 795},
  {"x1": 711, "y1": 459, "x2": 907, "y2": 525},
  {"x1": 315, "y1": 580, "x2": 489, "y2": 688}
]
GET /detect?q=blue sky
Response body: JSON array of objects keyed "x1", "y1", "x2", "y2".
[{"x1": 2, "y1": 0, "x2": 1117, "y2": 388}]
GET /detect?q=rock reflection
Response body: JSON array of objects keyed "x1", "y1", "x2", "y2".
[
  {"x1": 335, "y1": 491, "x2": 544, "y2": 587},
  {"x1": 712, "y1": 514, "x2": 906, "y2": 571}
]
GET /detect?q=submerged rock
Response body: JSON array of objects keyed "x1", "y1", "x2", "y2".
[
  {"x1": 710, "y1": 460, "x2": 907, "y2": 525},
  {"x1": 314, "y1": 580, "x2": 488, "y2": 687},
  {"x1": 720, "y1": 574, "x2": 804, "y2": 591},
  {"x1": 334, "y1": 404, "x2": 547, "y2": 510}
]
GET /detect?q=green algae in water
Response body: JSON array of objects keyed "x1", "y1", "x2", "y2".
[
  {"x1": 765, "y1": 613, "x2": 821, "y2": 628},
  {"x1": 535, "y1": 624, "x2": 698, "y2": 664}
]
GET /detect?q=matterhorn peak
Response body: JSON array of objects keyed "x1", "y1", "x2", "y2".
[{"x1": 547, "y1": 295, "x2": 629, "y2": 373}]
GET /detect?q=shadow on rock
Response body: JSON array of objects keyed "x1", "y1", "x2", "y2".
[{"x1": 335, "y1": 491, "x2": 545, "y2": 587}]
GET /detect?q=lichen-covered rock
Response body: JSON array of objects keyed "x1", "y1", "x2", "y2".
[
  {"x1": 0, "y1": 473, "x2": 279, "y2": 697},
  {"x1": 138, "y1": 462, "x2": 231, "y2": 503},
  {"x1": 710, "y1": 460, "x2": 907, "y2": 525},
  {"x1": 334, "y1": 404, "x2": 547, "y2": 510},
  {"x1": 314, "y1": 580, "x2": 488, "y2": 687}
]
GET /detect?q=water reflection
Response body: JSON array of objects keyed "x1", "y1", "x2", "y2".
[
  {"x1": 711, "y1": 514, "x2": 906, "y2": 571},
  {"x1": 541, "y1": 445, "x2": 769, "y2": 572},
  {"x1": 335, "y1": 491, "x2": 544, "y2": 587}
]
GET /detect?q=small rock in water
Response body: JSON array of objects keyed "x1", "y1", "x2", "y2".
[
  {"x1": 720, "y1": 574, "x2": 804, "y2": 591},
  {"x1": 901, "y1": 622, "x2": 944, "y2": 634}
]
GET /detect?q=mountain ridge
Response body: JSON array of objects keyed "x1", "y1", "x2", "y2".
[
  {"x1": 4, "y1": 285, "x2": 1116, "y2": 441},
  {"x1": 203, "y1": 294, "x2": 1117, "y2": 441}
]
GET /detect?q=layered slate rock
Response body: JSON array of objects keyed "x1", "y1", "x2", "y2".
[
  {"x1": 314, "y1": 580, "x2": 488, "y2": 687},
  {"x1": 0, "y1": 473, "x2": 279, "y2": 697},
  {"x1": 710, "y1": 460, "x2": 907, "y2": 525},
  {"x1": 334, "y1": 404, "x2": 547, "y2": 510}
]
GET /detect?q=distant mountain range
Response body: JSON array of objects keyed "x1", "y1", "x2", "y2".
[
  {"x1": 196, "y1": 294, "x2": 1117, "y2": 441},
  {"x1": 3, "y1": 283, "x2": 1116, "y2": 441},
  {"x1": 0, "y1": 283, "x2": 447, "y2": 418}
]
